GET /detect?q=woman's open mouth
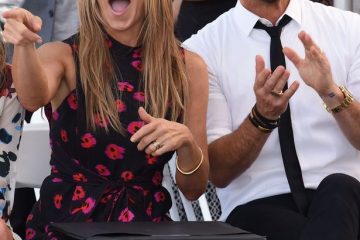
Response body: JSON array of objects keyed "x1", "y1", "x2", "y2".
[{"x1": 108, "y1": 0, "x2": 131, "y2": 15}]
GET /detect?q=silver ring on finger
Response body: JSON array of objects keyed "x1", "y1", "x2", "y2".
[{"x1": 270, "y1": 89, "x2": 284, "y2": 97}]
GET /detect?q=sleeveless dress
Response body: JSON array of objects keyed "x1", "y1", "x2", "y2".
[{"x1": 26, "y1": 34, "x2": 174, "y2": 240}]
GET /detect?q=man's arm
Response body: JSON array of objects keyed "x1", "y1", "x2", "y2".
[
  {"x1": 284, "y1": 31, "x2": 360, "y2": 150},
  {"x1": 209, "y1": 56, "x2": 299, "y2": 188}
]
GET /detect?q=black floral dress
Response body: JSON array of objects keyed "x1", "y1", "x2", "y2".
[{"x1": 26, "y1": 34, "x2": 174, "y2": 240}]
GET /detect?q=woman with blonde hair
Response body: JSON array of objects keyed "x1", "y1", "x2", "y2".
[
  {"x1": 0, "y1": 39, "x2": 24, "y2": 240},
  {"x1": 3, "y1": 0, "x2": 209, "y2": 239}
]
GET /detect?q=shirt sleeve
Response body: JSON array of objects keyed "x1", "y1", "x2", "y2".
[
  {"x1": 347, "y1": 12, "x2": 360, "y2": 98},
  {"x1": 183, "y1": 25, "x2": 233, "y2": 144}
]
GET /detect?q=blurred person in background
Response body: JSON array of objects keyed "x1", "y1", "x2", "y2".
[
  {"x1": 1, "y1": 1, "x2": 79, "y2": 239},
  {"x1": 0, "y1": 34, "x2": 24, "y2": 240}
]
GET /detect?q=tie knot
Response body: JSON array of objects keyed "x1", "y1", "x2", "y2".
[{"x1": 254, "y1": 15, "x2": 292, "y2": 38}]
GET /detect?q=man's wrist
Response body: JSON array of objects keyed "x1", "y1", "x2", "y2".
[{"x1": 322, "y1": 85, "x2": 354, "y2": 113}]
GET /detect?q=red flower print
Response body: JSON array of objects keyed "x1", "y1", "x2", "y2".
[
  {"x1": 118, "y1": 207, "x2": 135, "y2": 222},
  {"x1": 118, "y1": 82, "x2": 134, "y2": 92},
  {"x1": 54, "y1": 194, "x2": 63, "y2": 209},
  {"x1": 121, "y1": 171, "x2": 134, "y2": 182},
  {"x1": 146, "y1": 202, "x2": 152, "y2": 216},
  {"x1": 152, "y1": 171, "x2": 162, "y2": 186},
  {"x1": 100, "y1": 194, "x2": 112, "y2": 204},
  {"x1": 73, "y1": 173, "x2": 88, "y2": 182},
  {"x1": 52, "y1": 111, "x2": 59, "y2": 121},
  {"x1": 154, "y1": 191, "x2": 166, "y2": 203},
  {"x1": 67, "y1": 93, "x2": 78, "y2": 110},
  {"x1": 51, "y1": 165, "x2": 59, "y2": 174},
  {"x1": 116, "y1": 99, "x2": 126, "y2": 113},
  {"x1": 82, "y1": 197, "x2": 96, "y2": 214},
  {"x1": 132, "y1": 48, "x2": 141, "y2": 58},
  {"x1": 72, "y1": 186, "x2": 86, "y2": 201},
  {"x1": 52, "y1": 178, "x2": 63, "y2": 183},
  {"x1": 60, "y1": 129, "x2": 68, "y2": 142},
  {"x1": 131, "y1": 60, "x2": 142, "y2": 71},
  {"x1": 152, "y1": 217, "x2": 162, "y2": 223},
  {"x1": 133, "y1": 92, "x2": 145, "y2": 102},
  {"x1": 146, "y1": 155, "x2": 158, "y2": 165},
  {"x1": 26, "y1": 214, "x2": 33, "y2": 223},
  {"x1": 133, "y1": 185, "x2": 149, "y2": 196},
  {"x1": 26, "y1": 228, "x2": 36, "y2": 240},
  {"x1": 95, "y1": 164, "x2": 111, "y2": 177},
  {"x1": 94, "y1": 114, "x2": 109, "y2": 128},
  {"x1": 81, "y1": 133, "x2": 97, "y2": 148},
  {"x1": 127, "y1": 121, "x2": 144, "y2": 134},
  {"x1": 105, "y1": 144, "x2": 125, "y2": 160}
]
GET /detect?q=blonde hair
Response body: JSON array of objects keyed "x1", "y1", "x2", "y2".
[{"x1": 77, "y1": 0, "x2": 188, "y2": 133}]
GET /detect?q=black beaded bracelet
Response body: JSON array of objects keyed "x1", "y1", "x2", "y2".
[
  {"x1": 252, "y1": 105, "x2": 280, "y2": 128},
  {"x1": 248, "y1": 105, "x2": 280, "y2": 133},
  {"x1": 248, "y1": 113, "x2": 272, "y2": 133}
]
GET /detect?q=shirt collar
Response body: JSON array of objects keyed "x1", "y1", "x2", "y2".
[{"x1": 234, "y1": 0, "x2": 302, "y2": 36}]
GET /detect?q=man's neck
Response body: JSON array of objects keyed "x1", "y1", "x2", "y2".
[{"x1": 240, "y1": 0, "x2": 290, "y2": 25}]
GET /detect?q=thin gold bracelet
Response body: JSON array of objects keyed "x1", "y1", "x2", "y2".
[{"x1": 176, "y1": 147, "x2": 204, "y2": 175}]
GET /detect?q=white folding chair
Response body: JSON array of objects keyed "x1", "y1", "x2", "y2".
[
  {"x1": 16, "y1": 121, "x2": 51, "y2": 189},
  {"x1": 163, "y1": 154, "x2": 215, "y2": 221}
]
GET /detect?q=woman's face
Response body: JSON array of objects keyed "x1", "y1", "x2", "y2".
[{"x1": 97, "y1": 0, "x2": 145, "y2": 43}]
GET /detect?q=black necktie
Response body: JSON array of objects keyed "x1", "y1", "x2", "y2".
[{"x1": 254, "y1": 15, "x2": 308, "y2": 215}]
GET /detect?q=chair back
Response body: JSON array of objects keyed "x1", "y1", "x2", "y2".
[
  {"x1": 16, "y1": 122, "x2": 51, "y2": 188},
  {"x1": 163, "y1": 155, "x2": 221, "y2": 221}
]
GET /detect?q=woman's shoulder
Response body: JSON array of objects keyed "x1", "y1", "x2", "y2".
[{"x1": 183, "y1": 49, "x2": 207, "y2": 74}]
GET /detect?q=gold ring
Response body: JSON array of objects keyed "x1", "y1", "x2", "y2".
[
  {"x1": 270, "y1": 89, "x2": 284, "y2": 97},
  {"x1": 152, "y1": 141, "x2": 163, "y2": 151}
]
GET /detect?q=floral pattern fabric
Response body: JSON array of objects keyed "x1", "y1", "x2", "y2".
[
  {"x1": 0, "y1": 65, "x2": 24, "y2": 222},
  {"x1": 26, "y1": 35, "x2": 174, "y2": 240}
]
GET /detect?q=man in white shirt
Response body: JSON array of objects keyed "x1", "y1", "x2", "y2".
[{"x1": 184, "y1": 0, "x2": 360, "y2": 239}]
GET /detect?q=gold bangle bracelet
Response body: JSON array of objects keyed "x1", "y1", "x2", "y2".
[{"x1": 176, "y1": 147, "x2": 204, "y2": 175}]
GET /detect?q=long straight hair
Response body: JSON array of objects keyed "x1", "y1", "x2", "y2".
[{"x1": 77, "y1": 0, "x2": 188, "y2": 133}]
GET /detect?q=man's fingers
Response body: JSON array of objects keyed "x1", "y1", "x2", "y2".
[
  {"x1": 263, "y1": 66, "x2": 286, "y2": 91},
  {"x1": 283, "y1": 81, "x2": 300, "y2": 100},
  {"x1": 283, "y1": 47, "x2": 302, "y2": 69},
  {"x1": 255, "y1": 55, "x2": 265, "y2": 75},
  {"x1": 254, "y1": 68, "x2": 271, "y2": 89}
]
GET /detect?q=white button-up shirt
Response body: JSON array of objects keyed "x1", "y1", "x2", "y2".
[{"x1": 184, "y1": 0, "x2": 360, "y2": 220}]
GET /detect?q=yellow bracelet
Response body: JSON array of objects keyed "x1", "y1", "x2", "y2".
[{"x1": 176, "y1": 147, "x2": 203, "y2": 175}]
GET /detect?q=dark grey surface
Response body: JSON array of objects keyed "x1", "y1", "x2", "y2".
[{"x1": 50, "y1": 221, "x2": 265, "y2": 240}]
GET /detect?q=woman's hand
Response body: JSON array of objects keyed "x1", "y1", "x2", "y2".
[
  {"x1": 130, "y1": 107, "x2": 194, "y2": 156},
  {"x1": 2, "y1": 8, "x2": 42, "y2": 46}
]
